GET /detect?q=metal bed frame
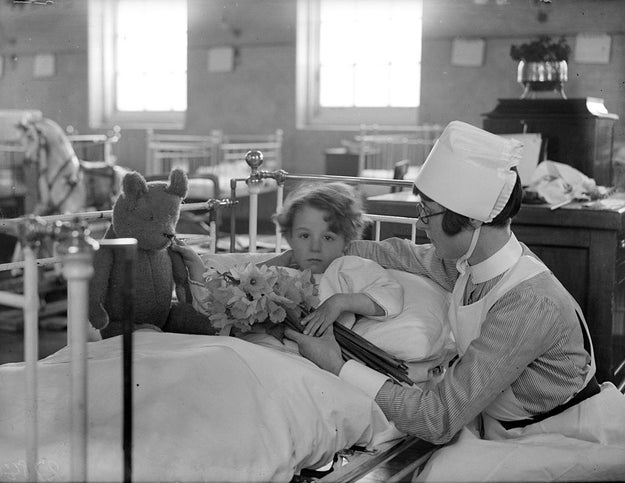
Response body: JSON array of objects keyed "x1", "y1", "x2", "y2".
[{"x1": 0, "y1": 153, "x2": 436, "y2": 482}]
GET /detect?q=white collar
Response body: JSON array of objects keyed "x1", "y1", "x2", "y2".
[{"x1": 467, "y1": 233, "x2": 522, "y2": 284}]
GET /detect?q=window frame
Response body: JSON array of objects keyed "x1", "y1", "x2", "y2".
[
  {"x1": 296, "y1": 0, "x2": 422, "y2": 131},
  {"x1": 88, "y1": 0, "x2": 187, "y2": 130}
]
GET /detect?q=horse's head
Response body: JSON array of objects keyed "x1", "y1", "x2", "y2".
[{"x1": 16, "y1": 117, "x2": 76, "y2": 168}]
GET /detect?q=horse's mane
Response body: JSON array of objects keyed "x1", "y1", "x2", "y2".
[{"x1": 36, "y1": 118, "x2": 77, "y2": 159}]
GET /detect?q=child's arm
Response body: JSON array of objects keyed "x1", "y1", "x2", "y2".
[
  {"x1": 301, "y1": 293, "x2": 384, "y2": 336},
  {"x1": 302, "y1": 256, "x2": 404, "y2": 336},
  {"x1": 170, "y1": 239, "x2": 205, "y2": 282}
]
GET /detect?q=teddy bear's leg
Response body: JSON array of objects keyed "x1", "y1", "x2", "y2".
[{"x1": 163, "y1": 302, "x2": 218, "y2": 335}]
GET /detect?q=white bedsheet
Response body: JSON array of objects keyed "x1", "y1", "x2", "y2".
[
  {"x1": 0, "y1": 332, "x2": 401, "y2": 482},
  {"x1": 417, "y1": 383, "x2": 625, "y2": 482}
]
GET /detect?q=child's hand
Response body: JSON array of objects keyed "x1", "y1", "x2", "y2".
[
  {"x1": 301, "y1": 294, "x2": 345, "y2": 336},
  {"x1": 170, "y1": 239, "x2": 205, "y2": 282}
]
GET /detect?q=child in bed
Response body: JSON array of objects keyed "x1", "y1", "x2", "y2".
[{"x1": 172, "y1": 181, "x2": 403, "y2": 337}]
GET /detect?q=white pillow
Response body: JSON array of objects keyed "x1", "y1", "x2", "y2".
[
  {"x1": 199, "y1": 253, "x2": 451, "y2": 363},
  {"x1": 352, "y1": 269, "x2": 451, "y2": 362}
]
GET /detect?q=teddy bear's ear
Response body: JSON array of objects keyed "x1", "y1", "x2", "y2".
[
  {"x1": 122, "y1": 171, "x2": 149, "y2": 200},
  {"x1": 166, "y1": 168, "x2": 189, "y2": 199}
]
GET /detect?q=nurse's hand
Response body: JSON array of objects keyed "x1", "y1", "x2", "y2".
[{"x1": 284, "y1": 325, "x2": 345, "y2": 376}]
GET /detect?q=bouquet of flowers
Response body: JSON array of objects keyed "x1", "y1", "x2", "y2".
[
  {"x1": 199, "y1": 262, "x2": 413, "y2": 385},
  {"x1": 199, "y1": 262, "x2": 318, "y2": 333}
]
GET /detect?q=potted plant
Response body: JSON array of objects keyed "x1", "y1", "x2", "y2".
[{"x1": 510, "y1": 36, "x2": 571, "y2": 99}]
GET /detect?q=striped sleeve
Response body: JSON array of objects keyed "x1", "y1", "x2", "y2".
[{"x1": 347, "y1": 238, "x2": 458, "y2": 292}]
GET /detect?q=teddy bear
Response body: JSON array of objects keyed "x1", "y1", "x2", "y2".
[{"x1": 88, "y1": 168, "x2": 217, "y2": 338}]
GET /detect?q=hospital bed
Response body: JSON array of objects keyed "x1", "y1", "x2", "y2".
[
  {"x1": 2, "y1": 149, "x2": 625, "y2": 481},
  {"x1": 0, "y1": 158, "x2": 444, "y2": 482}
]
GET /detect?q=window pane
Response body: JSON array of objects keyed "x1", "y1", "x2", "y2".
[
  {"x1": 115, "y1": 0, "x2": 187, "y2": 112},
  {"x1": 318, "y1": 0, "x2": 421, "y2": 109},
  {"x1": 319, "y1": 65, "x2": 353, "y2": 107},
  {"x1": 116, "y1": 74, "x2": 145, "y2": 111},
  {"x1": 354, "y1": 64, "x2": 388, "y2": 107},
  {"x1": 390, "y1": 64, "x2": 420, "y2": 107}
]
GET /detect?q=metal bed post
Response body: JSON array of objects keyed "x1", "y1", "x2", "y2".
[
  {"x1": 95, "y1": 238, "x2": 137, "y2": 483},
  {"x1": 240, "y1": 150, "x2": 288, "y2": 253},
  {"x1": 21, "y1": 225, "x2": 41, "y2": 483},
  {"x1": 9, "y1": 217, "x2": 53, "y2": 482},
  {"x1": 244, "y1": 151, "x2": 263, "y2": 253},
  {"x1": 274, "y1": 183, "x2": 284, "y2": 254},
  {"x1": 230, "y1": 178, "x2": 238, "y2": 253},
  {"x1": 53, "y1": 219, "x2": 99, "y2": 483}
]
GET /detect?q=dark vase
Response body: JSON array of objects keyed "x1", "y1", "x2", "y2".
[{"x1": 517, "y1": 60, "x2": 568, "y2": 99}]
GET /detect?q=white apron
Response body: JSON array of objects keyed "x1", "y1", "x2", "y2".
[
  {"x1": 449, "y1": 253, "x2": 595, "y2": 421},
  {"x1": 416, "y1": 254, "x2": 625, "y2": 482}
]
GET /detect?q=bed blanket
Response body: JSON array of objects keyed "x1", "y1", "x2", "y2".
[{"x1": 0, "y1": 332, "x2": 401, "y2": 482}]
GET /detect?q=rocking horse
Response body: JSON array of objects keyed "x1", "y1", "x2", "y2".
[
  {"x1": 17, "y1": 116, "x2": 129, "y2": 216},
  {"x1": 8, "y1": 117, "x2": 130, "y2": 276}
]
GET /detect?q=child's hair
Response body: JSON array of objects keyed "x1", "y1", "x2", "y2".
[{"x1": 273, "y1": 182, "x2": 366, "y2": 243}]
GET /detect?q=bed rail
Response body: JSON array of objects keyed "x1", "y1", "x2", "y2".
[{"x1": 227, "y1": 150, "x2": 420, "y2": 253}]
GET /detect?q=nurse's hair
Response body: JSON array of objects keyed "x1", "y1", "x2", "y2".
[
  {"x1": 273, "y1": 182, "x2": 366, "y2": 243},
  {"x1": 413, "y1": 167, "x2": 522, "y2": 236}
]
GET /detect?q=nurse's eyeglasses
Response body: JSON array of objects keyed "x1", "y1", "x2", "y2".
[{"x1": 415, "y1": 202, "x2": 446, "y2": 225}]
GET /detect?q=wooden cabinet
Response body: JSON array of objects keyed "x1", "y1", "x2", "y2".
[
  {"x1": 482, "y1": 98, "x2": 619, "y2": 186},
  {"x1": 366, "y1": 191, "x2": 625, "y2": 383}
]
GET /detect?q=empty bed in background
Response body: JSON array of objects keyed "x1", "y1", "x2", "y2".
[
  {"x1": 347, "y1": 124, "x2": 443, "y2": 178},
  {"x1": 145, "y1": 128, "x2": 283, "y2": 199}
]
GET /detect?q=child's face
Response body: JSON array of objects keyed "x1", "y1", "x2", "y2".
[{"x1": 286, "y1": 205, "x2": 347, "y2": 274}]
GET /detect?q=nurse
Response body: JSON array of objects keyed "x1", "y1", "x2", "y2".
[{"x1": 284, "y1": 121, "x2": 625, "y2": 480}]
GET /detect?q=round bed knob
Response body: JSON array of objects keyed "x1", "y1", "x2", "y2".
[{"x1": 245, "y1": 150, "x2": 264, "y2": 170}]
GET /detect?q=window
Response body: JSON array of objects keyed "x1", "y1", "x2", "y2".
[
  {"x1": 88, "y1": 0, "x2": 187, "y2": 129},
  {"x1": 297, "y1": 0, "x2": 423, "y2": 130}
]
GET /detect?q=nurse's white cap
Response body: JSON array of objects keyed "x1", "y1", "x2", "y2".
[{"x1": 415, "y1": 121, "x2": 522, "y2": 223}]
